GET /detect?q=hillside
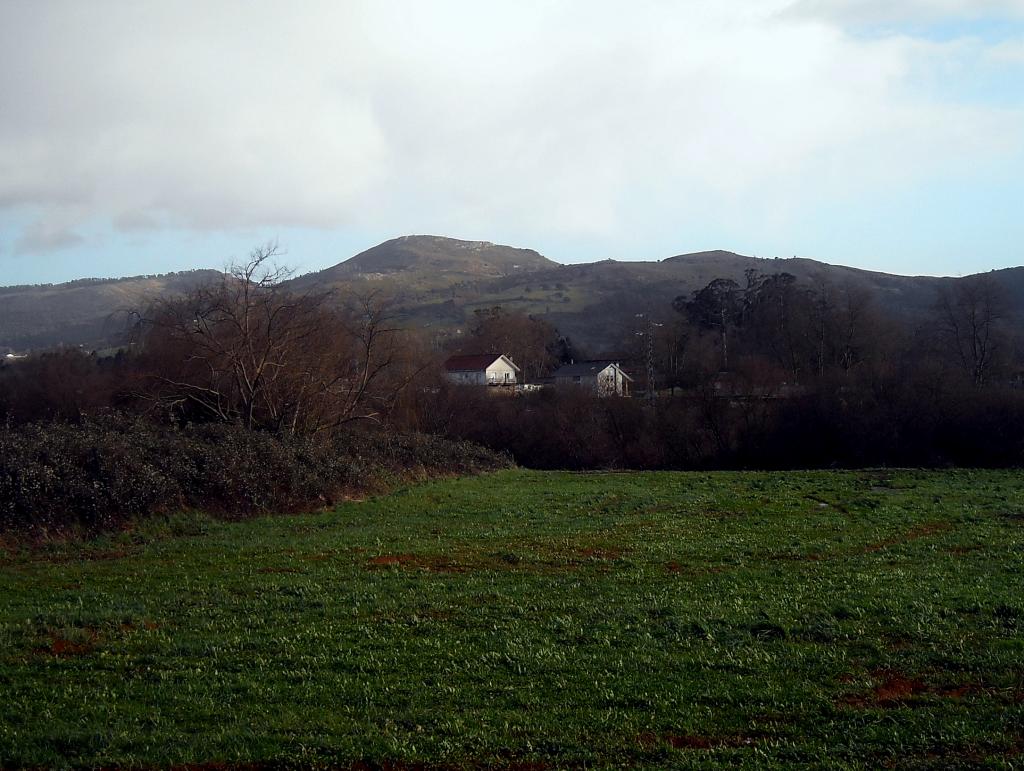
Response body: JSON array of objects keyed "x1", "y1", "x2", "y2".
[
  {"x1": 0, "y1": 271, "x2": 222, "y2": 351},
  {"x1": 283, "y1": 240, "x2": 1001, "y2": 353},
  {"x1": 1, "y1": 235, "x2": 1021, "y2": 353},
  {"x1": 288, "y1": 235, "x2": 558, "y2": 293}
]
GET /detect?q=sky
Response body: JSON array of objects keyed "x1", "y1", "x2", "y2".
[{"x1": 1, "y1": 0, "x2": 1023, "y2": 285}]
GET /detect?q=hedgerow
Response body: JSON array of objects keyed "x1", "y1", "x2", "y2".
[{"x1": 0, "y1": 414, "x2": 511, "y2": 536}]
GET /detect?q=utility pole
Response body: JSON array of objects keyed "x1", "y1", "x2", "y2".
[{"x1": 635, "y1": 314, "x2": 662, "y2": 405}]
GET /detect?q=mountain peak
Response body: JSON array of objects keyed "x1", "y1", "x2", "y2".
[
  {"x1": 297, "y1": 235, "x2": 558, "y2": 287},
  {"x1": 663, "y1": 249, "x2": 746, "y2": 263}
]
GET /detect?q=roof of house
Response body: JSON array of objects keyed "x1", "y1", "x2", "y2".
[
  {"x1": 444, "y1": 353, "x2": 520, "y2": 372},
  {"x1": 551, "y1": 360, "x2": 632, "y2": 380}
]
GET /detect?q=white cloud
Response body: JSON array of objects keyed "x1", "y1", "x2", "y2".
[
  {"x1": 986, "y1": 37, "x2": 1024, "y2": 61},
  {"x1": 12, "y1": 218, "x2": 84, "y2": 256},
  {"x1": 781, "y1": 0, "x2": 1024, "y2": 25},
  {"x1": 0, "y1": 0, "x2": 1022, "y2": 255}
]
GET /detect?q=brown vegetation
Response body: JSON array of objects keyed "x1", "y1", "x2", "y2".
[{"x1": 137, "y1": 245, "x2": 424, "y2": 434}]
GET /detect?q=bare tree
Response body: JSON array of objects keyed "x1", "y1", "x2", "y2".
[
  {"x1": 137, "y1": 244, "x2": 417, "y2": 434},
  {"x1": 459, "y1": 307, "x2": 560, "y2": 381},
  {"x1": 934, "y1": 274, "x2": 1006, "y2": 388}
]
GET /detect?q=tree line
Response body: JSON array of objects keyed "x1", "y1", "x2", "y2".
[{"x1": 2, "y1": 247, "x2": 1022, "y2": 471}]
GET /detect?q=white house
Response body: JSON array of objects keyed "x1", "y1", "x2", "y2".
[
  {"x1": 444, "y1": 354, "x2": 520, "y2": 386},
  {"x1": 550, "y1": 361, "x2": 632, "y2": 396}
]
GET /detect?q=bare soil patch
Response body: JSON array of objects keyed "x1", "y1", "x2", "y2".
[
  {"x1": 366, "y1": 554, "x2": 467, "y2": 573},
  {"x1": 864, "y1": 521, "x2": 953, "y2": 553},
  {"x1": 840, "y1": 669, "x2": 988, "y2": 708},
  {"x1": 37, "y1": 628, "x2": 100, "y2": 658}
]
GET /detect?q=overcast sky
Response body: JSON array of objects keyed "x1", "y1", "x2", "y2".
[{"x1": 1, "y1": 0, "x2": 1023, "y2": 284}]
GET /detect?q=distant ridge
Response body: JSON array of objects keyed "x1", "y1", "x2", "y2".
[
  {"x1": 0, "y1": 270, "x2": 222, "y2": 351},
  {"x1": 1, "y1": 236, "x2": 1022, "y2": 353}
]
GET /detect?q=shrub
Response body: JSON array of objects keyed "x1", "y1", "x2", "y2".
[{"x1": 0, "y1": 413, "x2": 511, "y2": 536}]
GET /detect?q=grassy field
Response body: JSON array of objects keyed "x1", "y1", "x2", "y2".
[{"x1": 1, "y1": 469, "x2": 1022, "y2": 769}]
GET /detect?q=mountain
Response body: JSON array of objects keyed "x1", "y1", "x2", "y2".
[
  {"x1": 1, "y1": 236, "x2": 1021, "y2": 354},
  {"x1": 379, "y1": 249, "x2": 956, "y2": 352},
  {"x1": 288, "y1": 235, "x2": 558, "y2": 293},
  {"x1": 284, "y1": 241, "x2": 1018, "y2": 353},
  {"x1": 0, "y1": 271, "x2": 222, "y2": 351}
]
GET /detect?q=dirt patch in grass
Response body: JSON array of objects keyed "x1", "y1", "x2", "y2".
[
  {"x1": 366, "y1": 554, "x2": 467, "y2": 573},
  {"x1": 169, "y1": 764, "x2": 283, "y2": 771},
  {"x1": 864, "y1": 521, "x2": 953, "y2": 553},
  {"x1": 346, "y1": 761, "x2": 554, "y2": 771},
  {"x1": 37, "y1": 628, "x2": 99, "y2": 658},
  {"x1": 665, "y1": 561, "x2": 725, "y2": 575},
  {"x1": 368, "y1": 554, "x2": 418, "y2": 567},
  {"x1": 840, "y1": 669, "x2": 987, "y2": 708},
  {"x1": 870, "y1": 671, "x2": 929, "y2": 703},
  {"x1": 0, "y1": 539, "x2": 148, "y2": 568}
]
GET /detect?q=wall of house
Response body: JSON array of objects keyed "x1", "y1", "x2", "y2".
[
  {"x1": 484, "y1": 359, "x2": 517, "y2": 384},
  {"x1": 554, "y1": 366, "x2": 628, "y2": 395},
  {"x1": 447, "y1": 370, "x2": 487, "y2": 385},
  {"x1": 555, "y1": 373, "x2": 598, "y2": 390},
  {"x1": 597, "y1": 369, "x2": 617, "y2": 395},
  {"x1": 598, "y1": 367, "x2": 629, "y2": 396},
  {"x1": 446, "y1": 358, "x2": 518, "y2": 386}
]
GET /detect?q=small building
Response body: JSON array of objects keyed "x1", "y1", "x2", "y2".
[
  {"x1": 550, "y1": 360, "x2": 632, "y2": 396},
  {"x1": 444, "y1": 353, "x2": 520, "y2": 387}
]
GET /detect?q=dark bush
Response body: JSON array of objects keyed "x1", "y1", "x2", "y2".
[
  {"x1": 0, "y1": 414, "x2": 511, "y2": 536},
  {"x1": 409, "y1": 380, "x2": 1024, "y2": 471}
]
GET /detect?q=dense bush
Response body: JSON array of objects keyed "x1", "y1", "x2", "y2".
[
  {"x1": 413, "y1": 382, "x2": 1024, "y2": 471},
  {"x1": 0, "y1": 414, "x2": 511, "y2": 535}
]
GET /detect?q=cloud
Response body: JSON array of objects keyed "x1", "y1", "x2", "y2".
[
  {"x1": 986, "y1": 37, "x2": 1024, "y2": 61},
  {"x1": 13, "y1": 219, "x2": 84, "y2": 256},
  {"x1": 0, "y1": 0, "x2": 1022, "y2": 255},
  {"x1": 781, "y1": 0, "x2": 1024, "y2": 25}
]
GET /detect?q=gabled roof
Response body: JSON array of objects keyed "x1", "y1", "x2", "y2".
[
  {"x1": 444, "y1": 353, "x2": 520, "y2": 372},
  {"x1": 551, "y1": 360, "x2": 633, "y2": 380}
]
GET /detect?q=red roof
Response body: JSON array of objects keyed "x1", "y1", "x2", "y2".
[{"x1": 444, "y1": 353, "x2": 518, "y2": 372}]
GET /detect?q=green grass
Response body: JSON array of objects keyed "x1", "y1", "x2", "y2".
[{"x1": 1, "y1": 469, "x2": 1022, "y2": 769}]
